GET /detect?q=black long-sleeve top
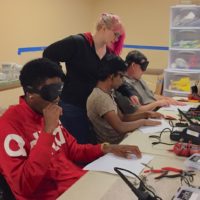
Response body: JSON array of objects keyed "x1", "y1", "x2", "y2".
[{"x1": 43, "y1": 33, "x2": 111, "y2": 109}]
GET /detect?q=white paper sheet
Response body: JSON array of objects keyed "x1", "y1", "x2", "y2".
[
  {"x1": 84, "y1": 153, "x2": 153, "y2": 177},
  {"x1": 138, "y1": 119, "x2": 171, "y2": 134},
  {"x1": 158, "y1": 105, "x2": 193, "y2": 112}
]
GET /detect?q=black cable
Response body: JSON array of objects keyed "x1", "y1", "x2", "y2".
[
  {"x1": 114, "y1": 167, "x2": 162, "y2": 200},
  {"x1": 168, "y1": 120, "x2": 175, "y2": 130},
  {"x1": 149, "y1": 127, "x2": 175, "y2": 146},
  {"x1": 148, "y1": 117, "x2": 189, "y2": 146},
  {"x1": 151, "y1": 141, "x2": 175, "y2": 146},
  {"x1": 180, "y1": 172, "x2": 195, "y2": 187}
]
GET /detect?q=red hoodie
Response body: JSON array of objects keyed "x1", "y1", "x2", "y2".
[{"x1": 0, "y1": 97, "x2": 103, "y2": 200}]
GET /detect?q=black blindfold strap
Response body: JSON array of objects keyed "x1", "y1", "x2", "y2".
[
  {"x1": 25, "y1": 83, "x2": 63, "y2": 102},
  {"x1": 140, "y1": 61, "x2": 149, "y2": 71},
  {"x1": 126, "y1": 60, "x2": 149, "y2": 71},
  {"x1": 25, "y1": 86, "x2": 40, "y2": 95}
]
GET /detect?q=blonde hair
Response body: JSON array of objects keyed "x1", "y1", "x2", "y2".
[{"x1": 96, "y1": 13, "x2": 125, "y2": 55}]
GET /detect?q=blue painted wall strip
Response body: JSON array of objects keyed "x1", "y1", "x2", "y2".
[
  {"x1": 18, "y1": 46, "x2": 46, "y2": 55},
  {"x1": 18, "y1": 44, "x2": 169, "y2": 55},
  {"x1": 123, "y1": 44, "x2": 169, "y2": 51}
]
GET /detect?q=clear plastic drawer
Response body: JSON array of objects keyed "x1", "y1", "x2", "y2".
[
  {"x1": 163, "y1": 69, "x2": 200, "y2": 97},
  {"x1": 171, "y1": 29, "x2": 200, "y2": 48},
  {"x1": 169, "y1": 50, "x2": 200, "y2": 69},
  {"x1": 171, "y1": 6, "x2": 200, "y2": 27}
]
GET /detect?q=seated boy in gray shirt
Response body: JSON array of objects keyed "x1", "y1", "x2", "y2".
[{"x1": 116, "y1": 50, "x2": 185, "y2": 115}]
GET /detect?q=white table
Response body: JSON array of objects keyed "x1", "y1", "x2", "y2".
[
  {"x1": 122, "y1": 128, "x2": 179, "y2": 158},
  {"x1": 57, "y1": 155, "x2": 200, "y2": 200},
  {"x1": 58, "y1": 104, "x2": 200, "y2": 200}
]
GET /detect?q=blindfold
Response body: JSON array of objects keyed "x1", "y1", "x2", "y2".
[
  {"x1": 26, "y1": 83, "x2": 63, "y2": 102},
  {"x1": 138, "y1": 60, "x2": 149, "y2": 71},
  {"x1": 126, "y1": 57, "x2": 149, "y2": 71}
]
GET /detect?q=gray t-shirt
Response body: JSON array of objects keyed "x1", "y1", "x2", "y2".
[
  {"x1": 114, "y1": 91, "x2": 139, "y2": 114},
  {"x1": 87, "y1": 88, "x2": 124, "y2": 144},
  {"x1": 123, "y1": 77, "x2": 156, "y2": 105}
]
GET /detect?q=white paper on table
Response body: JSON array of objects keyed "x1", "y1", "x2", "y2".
[
  {"x1": 138, "y1": 119, "x2": 171, "y2": 134},
  {"x1": 158, "y1": 105, "x2": 193, "y2": 112},
  {"x1": 84, "y1": 153, "x2": 153, "y2": 178}
]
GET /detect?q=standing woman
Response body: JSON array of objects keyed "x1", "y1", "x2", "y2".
[{"x1": 43, "y1": 13, "x2": 125, "y2": 144}]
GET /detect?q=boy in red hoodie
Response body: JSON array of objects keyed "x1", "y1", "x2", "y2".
[{"x1": 0, "y1": 58, "x2": 141, "y2": 200}]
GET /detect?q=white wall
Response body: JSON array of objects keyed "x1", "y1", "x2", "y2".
[
  {"x1": 0, "y1": 0, "x2": 94, "y2": 107},
  {"x1": 0, "y1": 0, "x2": 94, "y2": 63}
]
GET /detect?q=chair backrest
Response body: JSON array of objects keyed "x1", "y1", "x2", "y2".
[
  {"x1": 144, "y1": 68, "x2": 164, "y2": 95},
  {"x1": 0, "y1": 175, "x2": 15, "y2": 200},
  {"x1": 154, "y1": 74, "x2": 164, "y2": 95}
]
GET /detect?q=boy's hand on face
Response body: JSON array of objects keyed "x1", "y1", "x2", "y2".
[
  {"x1": 102, "y1": 144, "x2": 141, "y2": 159},
  {"x1": 43, "y1": 104, "x2": 63, "y2": 134}
]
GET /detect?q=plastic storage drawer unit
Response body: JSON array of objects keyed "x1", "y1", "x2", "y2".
[
  {"x1": 163, "y1": 69, "x2": 200, "y2": 97},
  {"x1": 171, "y1": 29, "x2": 200, "y2": 49},
  {"x1": 171, "y1": 5, "x2": 200, "y2": 27},
  {"x1": 169, "y1": 49, "x2": 200, "y2": 69}
]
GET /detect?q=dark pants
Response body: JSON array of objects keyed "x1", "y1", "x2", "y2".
[
  {"x1": 0, "y1": 174, "x2": 15, "y2": 200},
  {"x1": 59, "y1": 101, "x2": 96, "y2": 144}
]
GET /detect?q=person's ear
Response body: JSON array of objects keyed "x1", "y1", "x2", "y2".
[
  {"x1": 108, "y1": 74, "x2": 114, "y2": 80},
  {"x1": 26, "y1": 92, "x2": 34, "y2": 101},
  {"x1": 111, "y1": 74, "x2": 115, "y2": 80},
  {"x1": 130, "y1": 63, "x2": 136, "y2": 72},
  {"x1": 131, "y1": 63, "x2": 136, "y2": 68}
]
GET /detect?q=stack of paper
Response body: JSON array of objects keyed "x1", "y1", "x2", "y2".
[
  {"x1": 138, "y1": 119, "x2": 171, "y2": 134},
  {"x1": 84, "y1": 153, "x2": 153, "y2": 177}
]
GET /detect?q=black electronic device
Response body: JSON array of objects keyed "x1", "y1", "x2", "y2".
[
  {"x1": 114, "y1": 167, "x2": 162, "y2": 200},
  {"x1": 178, "y1": 109, "x2": 194, "y2": 125},
  {"x1": 170, "y1": 128, "x2": 187, "y2": 142},
  {"x1": 169, "y1": 109, "x2": 200, "y2": 145},
  {"x1": 172, "y1": 186, "x2": 200, "y2": 200},
  {"x1": 186, "y1": 105, "x2": 200, "y2": 121},
  {"x1": 175, "y1": 122, "x2": 189, "y2": 128},
  {"x1": 170, "y1": 127, "x2": 200, "y2": 145}
]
